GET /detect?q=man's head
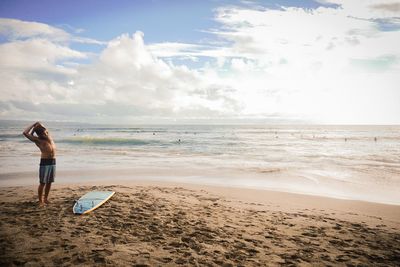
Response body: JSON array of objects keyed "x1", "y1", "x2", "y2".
[{"x1": 34, "y1": 125, "x2": 48, "y2": 139}]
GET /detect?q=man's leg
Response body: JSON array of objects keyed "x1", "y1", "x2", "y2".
[
  {"x1": 44, "y1": 183, "x2": 52, "y2": 204},
  {"x1": 38, "y1": 183, "x2": 45, "y2": 205}
]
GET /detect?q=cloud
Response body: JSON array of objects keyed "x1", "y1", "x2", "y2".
[
  {"x1": 72, "y1": 32, "x2": 241, "y2": 115},
  {"x1": 147, "y1": 42, "x2": 209, "y2": 58},
  {"x1": 350, "y1": 55, "x2": 399, "y2": 72},
  {"x1": 0, "y1": 19, "x2": 99, "y2": 107},
  {"x1": 0, "y1": 1, "x2": 399, "y2": 124},
  {"x1": 0, "y1": 18, "x2": 70, "y2": 41},
  {"x1": 370, "y1": 2, "x2": 400, "y2": 12},
  {"x1": 0, "y1": 39, "x2": 86, "y2": 72},
  {"x1": 0, "y1": 27, "x2": 241, "y2": 122},
  {"x1": 0, "y1": 18, "x2": 105, "y2": 45},
  {"x1": 321, "y1": 0, "x2": 400, "y2": 19},
  {"x1": 201, "y1": 3, "x2": 400, "y2": 123},
  {"x1": 0, "y1": 23, "x2": 88, "y2": 105}
]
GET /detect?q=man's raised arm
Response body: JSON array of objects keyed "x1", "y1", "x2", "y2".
[{"x1": 23, "y1": 122, "x2": 40, "y2": 142}]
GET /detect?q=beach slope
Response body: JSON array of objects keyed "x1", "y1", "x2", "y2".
[{"x1": 1, "y1": 183, "x2": 399, "y2": 266}]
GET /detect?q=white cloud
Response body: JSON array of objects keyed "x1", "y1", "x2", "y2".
[
  {"x1": 0, "y1": 2, "x2": 399, "y2": 124},
  {"x1": 71, "y1": 32, "x2": 240, "y2": 116},
  {"x1": 0, "y1": 18, "x2": 105, "y2": 45},
  {"x1": 202, "y1": 3, "x2": 400, "y2": 123},
  {"x1": 0, "y1": 28, "x2": 240, "y2": 122},
  {"x1": 0, "y1": 20, "x2": 89, "y2": 109},
  {"x1": 323, "y1": 0, "x2": 400, "y2": 19},
  {"x1": 0, "y1": 39, "x2": 86, "y2": 72},
  {"x1": 0, "y1": 21, "x2": 89, "y2": 106},
  {"x1": 370, "y1": 2, "x2": 400, "y2": 12},
  {"x1": 147, "y1": 42, "x2": 208, "y2": 58},
  {"x1": 0, "y1": 18, "x2": 70, "y2": 41}
]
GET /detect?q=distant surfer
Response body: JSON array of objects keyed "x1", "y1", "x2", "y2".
[{"x1": 23, "y1": 122, "x2": 56, "y2": 206}]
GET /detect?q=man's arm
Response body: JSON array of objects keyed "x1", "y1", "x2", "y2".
[{"x1": 23, "y1": 122, "x2": 40, "y2": 143}]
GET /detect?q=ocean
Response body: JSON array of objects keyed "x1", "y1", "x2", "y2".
[{"x1": 1, "y1": 120, "x2": 399, "y2": 204}]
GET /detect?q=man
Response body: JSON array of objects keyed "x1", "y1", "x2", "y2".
[{"x1": 23, "y1": 122, "x2": 56, "y2": 206}]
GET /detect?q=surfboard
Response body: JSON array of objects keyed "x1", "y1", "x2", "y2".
[{"x1": 73, "y1": 191, "x2": 115, "y2": 215}]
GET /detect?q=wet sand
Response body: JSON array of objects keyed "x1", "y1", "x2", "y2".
[{"x1": 0, "y1": 182, "x2": 399, "y2": 266}]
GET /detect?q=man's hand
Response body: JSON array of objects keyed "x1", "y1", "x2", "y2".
[
  {"x1": 32, "y1": 122, "x2": 45, "y2": 132},
  {"x1": 34, "y1": 122, "x2": 43, "y2": 128},
  {"x1": 23, "y1": 122, "x2": 40, "y2": 143}
]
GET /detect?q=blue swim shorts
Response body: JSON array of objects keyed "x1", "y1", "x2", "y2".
[{"x1": 39, "y1": 158, "x2": 56, "y2": 184}]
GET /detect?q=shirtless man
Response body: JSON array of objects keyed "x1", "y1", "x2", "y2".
[{"x1": 23, "y1": 122, "x2": 56, "y2": 206}]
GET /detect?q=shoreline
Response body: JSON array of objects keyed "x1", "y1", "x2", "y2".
[
  {"x1": 1, "y1": 168, "x2": 400, "y2": 206},
  {"x1": 1, "y1": 179, "x2": 400, "y2": 227}
]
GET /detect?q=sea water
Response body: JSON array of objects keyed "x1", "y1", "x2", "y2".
[{"x1": 1, "y1": 120, "x2": 399, "y2": 204}]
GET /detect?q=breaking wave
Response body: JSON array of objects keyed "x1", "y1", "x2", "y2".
[{"x1": 59, "y1": 137, "x2": 162, "y2": 146}]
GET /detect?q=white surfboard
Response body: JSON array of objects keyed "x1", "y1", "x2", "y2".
[{"x1": 73, "y1": 191, "x2": 115, "y2": 215}]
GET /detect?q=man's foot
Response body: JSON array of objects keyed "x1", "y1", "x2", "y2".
[
  {"x1": 39, "y1": 201, "x2": 45, "y2": 207},
  {"x1": 44, "y1": 199, "x2": 51, "y2": 205}
]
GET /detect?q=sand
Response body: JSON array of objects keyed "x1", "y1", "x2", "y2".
[{"x1": 0, "y1": 181, "x2": 400, "y2": 266}]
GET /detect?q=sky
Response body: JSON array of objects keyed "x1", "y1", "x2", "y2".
[{"x1": 0, "y1": 0, "x2": 399, "y2": 124}]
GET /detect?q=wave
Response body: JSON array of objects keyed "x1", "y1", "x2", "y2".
[
  {"x1": 74, "y1": 127, "x2": 168, "y2": 133},
  {"x1": 59, "y1": 137, "x2": 162, "y2": 146},
  {"x1": 0, "y1": 133, "x2": 22, "y2": 139},
  {"x1": 244, "y1": 167, "x2": 282, "y2": 174}
]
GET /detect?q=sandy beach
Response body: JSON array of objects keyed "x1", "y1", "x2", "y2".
[{"x1": 1, "y1": 181, "x2": 399, "y2": 266}]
